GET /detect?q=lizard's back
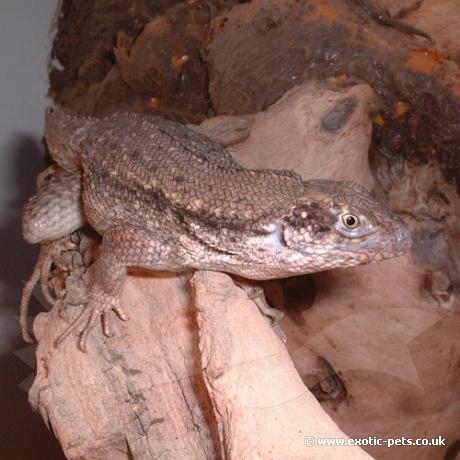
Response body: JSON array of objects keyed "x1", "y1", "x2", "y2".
[{"x1": 71, "y1": 113, "x2": 307, "y2": 235}]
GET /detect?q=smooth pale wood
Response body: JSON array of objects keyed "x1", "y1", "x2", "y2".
[
  {"x1": 191, "y1": 271, "x2": 372, "y2": 460},
  {"x1": 230, "y1": 81, "x2": 375, "y2": 188}
]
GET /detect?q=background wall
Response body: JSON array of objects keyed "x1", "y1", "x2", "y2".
[{"x1": 0, "y1": 1, "x2": 64, "y2": 458}]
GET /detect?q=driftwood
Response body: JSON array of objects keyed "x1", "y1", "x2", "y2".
[{"x1": 30, "y1": 270, "x2": 372, "y2": 459}]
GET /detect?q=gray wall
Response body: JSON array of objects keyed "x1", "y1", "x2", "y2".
[{"x1": 1, "y1": 1, "x2": 64, "y2": 458}]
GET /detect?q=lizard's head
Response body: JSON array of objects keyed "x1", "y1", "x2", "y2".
[{"x1": 280, "y1": 180, "x2": 411, "y2": 271}]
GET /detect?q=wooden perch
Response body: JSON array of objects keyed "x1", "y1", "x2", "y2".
[
  {"x1": 29, "y1": 270, "x2": 371, "y2": 459},
  {"x1": 192, "y1": 271, "x2": 372, "y2": 459}
]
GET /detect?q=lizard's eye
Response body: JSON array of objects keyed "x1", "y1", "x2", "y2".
[
  {"x1": 335, "y1": 211, "x2": 375, "y2": 238},
  {"x1": 341, "y1": 213, "x2": 360, "y2": 229}
]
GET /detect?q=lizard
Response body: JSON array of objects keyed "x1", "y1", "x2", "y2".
[{"x1": 20, "y1": 108, "x2": 412, "y2": 350}]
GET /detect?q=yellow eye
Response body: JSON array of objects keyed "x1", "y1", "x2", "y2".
[{"x1": 342, "y1": 213, "x2": 360, "y2": 229}]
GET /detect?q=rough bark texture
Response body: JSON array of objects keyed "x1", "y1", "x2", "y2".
[{"x1": 27, "y1": 1, "x2": 460, "y2": 459}]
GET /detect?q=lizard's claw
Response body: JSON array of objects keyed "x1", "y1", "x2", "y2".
[
  {"x1": 54, "y1": 286, "x2": 128, "y2": 352},
  {"x1": 234, "y1": 280, "x2": 287, "y2": 343}
]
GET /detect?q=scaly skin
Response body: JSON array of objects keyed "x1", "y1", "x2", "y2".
[{"x1": 21, "y1": 108, "x2": 411, "y2": 349}]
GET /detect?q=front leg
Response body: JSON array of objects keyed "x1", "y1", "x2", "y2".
[{"x1": 54, "y1": 227, "x2": 179, "y2": 350}]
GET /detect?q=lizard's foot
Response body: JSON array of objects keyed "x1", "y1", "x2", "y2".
[
  {"x1": 235, "y1": 280, "x2": 287, "y2": 343},
  {"x1": 54, "y1": 285, "x2": 128, "y2": 352}
]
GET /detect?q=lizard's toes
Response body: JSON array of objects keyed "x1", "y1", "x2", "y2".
[{"x1": 55, "y1": 286, "x2": 127, "y2": 351}]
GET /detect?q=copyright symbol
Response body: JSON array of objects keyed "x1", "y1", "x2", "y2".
[{"x1": 304, "y1": 436, "x2": 315, "y2": 447}]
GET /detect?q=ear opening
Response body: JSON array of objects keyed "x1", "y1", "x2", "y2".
[{"x1": 279, "y1": 222, "x2": 292, "y2": 248}]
